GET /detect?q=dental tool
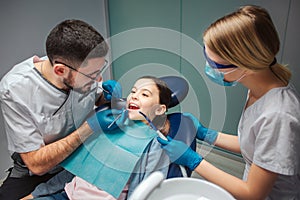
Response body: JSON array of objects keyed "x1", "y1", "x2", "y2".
[
  {"x1": 139, "y1": 111, "x2": 167, "y2": 140},
  {"x1": 98, "y1": 85, "x2": 125, "y2": 102},
  {"x1": 107, "y1": 109, "x2": 127, "y2": 129},
  {"x1": 139, "y1": 111, "x2": 188, "y2": 177},
  {"x1": 98, "y1": 85, "x2": 110, "y2": 94}
]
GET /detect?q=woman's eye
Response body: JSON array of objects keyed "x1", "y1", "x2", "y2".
[{"x1": 130, "y1": 90, "x2": 136, "y2": 94}]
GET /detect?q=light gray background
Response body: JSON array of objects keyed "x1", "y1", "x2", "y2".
[{"x1": 0, "y1": 0, "x2": 109, "y2": 180}]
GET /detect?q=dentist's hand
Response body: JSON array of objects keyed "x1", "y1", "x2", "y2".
[
  {"x1": 102, "y1": 80, "x2": 122, "y2": 101},
  {"x1": 157, "y1": 136, "x2": 203, "y2": 171},
  {"x1": 87, "y1": 108, "x2": 128, "y2": 133}
]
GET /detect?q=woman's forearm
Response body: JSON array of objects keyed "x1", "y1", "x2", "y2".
[{"x1": 214, "y1": 133, "x2": 241, "y2": 153}]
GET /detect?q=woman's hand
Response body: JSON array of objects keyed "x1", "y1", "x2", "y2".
[{"x1": 157, "y1": 136, "x2": 203, "y2": 170}]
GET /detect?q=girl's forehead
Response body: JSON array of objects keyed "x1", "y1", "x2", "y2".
[{"x1": 134, "y1": 78, "x2": 157, "y2": 89}]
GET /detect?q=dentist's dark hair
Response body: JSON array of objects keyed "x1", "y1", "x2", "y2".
[{"x1": 46, "y1": 19, "x2": 108, "y2": 68}]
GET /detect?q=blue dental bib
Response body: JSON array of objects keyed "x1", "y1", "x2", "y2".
[{"x1": 60, "y1": 120, "x2": 156, "y2": 198}]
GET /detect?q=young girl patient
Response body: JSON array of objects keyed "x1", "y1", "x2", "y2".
[{"x1": 26, "y1": 76, "x2": 173, "y2": 200}]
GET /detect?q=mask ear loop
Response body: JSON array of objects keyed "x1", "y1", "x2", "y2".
[
  {"x1": 221, "y1": 68, "x2": 246, "y2": 84},
  {"x1": 234, "y1": 73, "x2": 246, "y2": 83},
  {"x1": 222, "y1": 68, "x2": 238, "y2": 75}
]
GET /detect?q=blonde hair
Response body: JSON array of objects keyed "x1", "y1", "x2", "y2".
[{"x1": 203, "y1": 5, "x2": 291, "y2": 84}]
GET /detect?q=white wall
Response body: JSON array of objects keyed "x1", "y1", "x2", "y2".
[{"x1": 0, "y1": 0, "x2": 109, "y2": 180}]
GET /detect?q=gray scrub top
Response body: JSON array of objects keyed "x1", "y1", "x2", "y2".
[
  {"x1": 0, "y1": 56, "x2": 99, "y2": 154},
  {"x1": 238, "y1": 84, "x2": 300, "y2": 199}
]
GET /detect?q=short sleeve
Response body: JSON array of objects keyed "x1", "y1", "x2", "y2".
[
  {"x1": 253, "y1": 111, "x2": 300, "y2": 175},
  {"x1": 0, "y1": 89, "x2": 43, "y2": 153}
]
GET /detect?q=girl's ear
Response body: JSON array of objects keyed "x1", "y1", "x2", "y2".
[{"x1": 155, "y1": 104, "x2": 167, "y2": 116}]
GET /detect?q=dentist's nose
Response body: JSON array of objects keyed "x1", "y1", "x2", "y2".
[{"x1": 95, "y1": 76, "x2": 103, "y2": 83}]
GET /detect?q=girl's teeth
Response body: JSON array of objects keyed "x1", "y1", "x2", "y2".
[{"x1": 129, "y1": 104, "x2": 139, "y2": 110}]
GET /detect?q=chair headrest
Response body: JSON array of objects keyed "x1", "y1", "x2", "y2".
[
  {"x1": 109, "y1": 76, "x2": 189, "y2": 110},
  {"x1": 159, "y1": 76, "x2": 189, "y2": 108}
]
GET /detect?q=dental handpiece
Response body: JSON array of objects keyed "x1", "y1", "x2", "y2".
[{"x1": 139, "y1": 111, "x2": 188, "y2": 177}]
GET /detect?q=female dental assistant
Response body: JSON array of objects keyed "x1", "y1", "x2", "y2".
[{"x1": 158, "y1": 5, "x2": 300, "y2": 200}]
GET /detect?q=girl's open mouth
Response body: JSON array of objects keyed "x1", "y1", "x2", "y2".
[{"x1": 128, "y1": 103, "x2": 140, "y2": 110}]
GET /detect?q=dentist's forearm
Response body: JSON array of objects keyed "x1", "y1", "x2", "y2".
[{"x1": 20, "y1": 122, "x2": 93, "y2": 175}]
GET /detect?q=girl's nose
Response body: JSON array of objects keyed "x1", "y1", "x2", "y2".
[{"x1": 131, "y1": 92, "x2": 139, "y2": 100}]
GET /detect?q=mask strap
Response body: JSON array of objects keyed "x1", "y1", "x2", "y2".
[
  {"x1": 223, "y1": 68, "x2": 238, "y2": 75},
  {"x1": 235, "y1": 73, "x2": 246, "y2": 83}
]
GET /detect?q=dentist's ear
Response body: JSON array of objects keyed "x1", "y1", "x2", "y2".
[{"x1": 53, "y1": 63, "x2": 68, "y2": 76}]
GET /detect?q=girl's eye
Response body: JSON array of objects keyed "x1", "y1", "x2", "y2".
[
  {"x1": 130, "y1": 90, "x2": 136, "y2": 94},
  {"x1": 142, "y1": 92, "x2": 149, "y2": 97}
]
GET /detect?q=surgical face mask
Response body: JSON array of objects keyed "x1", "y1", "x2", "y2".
[{"x1": 205, "y1": 62, "x2": 245, "y2": 86}]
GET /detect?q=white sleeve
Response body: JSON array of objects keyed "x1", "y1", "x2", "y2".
[
  {"x1": 0, "y1": 89, "x2": 43, "y2": 153},
  {"x1": 253, "y1": 111, "x2": 300, "y2": 175}
]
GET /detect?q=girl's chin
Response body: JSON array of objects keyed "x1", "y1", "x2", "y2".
[{"x1": 128, "y1": 110, "x2": 143, "y2": 120}]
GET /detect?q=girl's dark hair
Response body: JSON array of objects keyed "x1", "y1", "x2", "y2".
[{"x1": 139, "y1": 75, "x2": 172, "y2": 110}]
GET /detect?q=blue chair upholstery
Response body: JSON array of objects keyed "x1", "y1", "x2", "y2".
[
  {"x1": 166, "y1": 113, "x2": 197, "y2": 178},
  {"x1": 160, "y1": 76, "x2": 197, "y2": 178}
]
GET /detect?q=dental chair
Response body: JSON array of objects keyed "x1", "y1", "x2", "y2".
[
  {"x1": 113, "y1": 75, "x2": 197, "y2": 178},
  {"x1": 166, "y1": 113, "x2": 197, "y2": 178},
  {"x1": 160, "y1": 76, "x2": 196, "y2": 178}
]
